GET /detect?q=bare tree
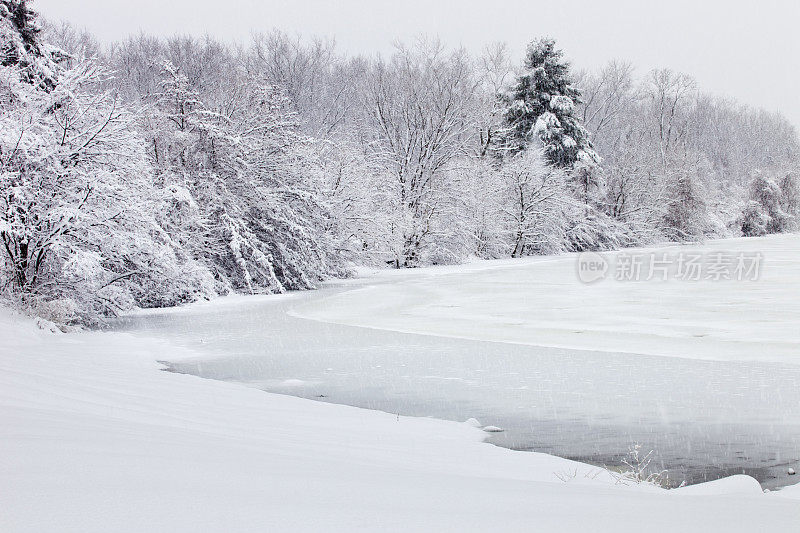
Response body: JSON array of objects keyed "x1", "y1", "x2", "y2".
[
  {"x1": 578, "y1": 61, "x2": 635, "y2": 138},
  {"x1": 643, "y1": 69, "x2": 697, "y2": 167},
  {"x1": 475, "y1": 41, "x2": 514, "y2": 157},
  {"x1": 500, "y1": 149, "x2": 569, "y2": 257},
  {"x1": 247, "y1": 31, "x2": 357, "y2": 139},
  {"x1": 363, "y1": 39, "x2": 478, "y2": 266}
]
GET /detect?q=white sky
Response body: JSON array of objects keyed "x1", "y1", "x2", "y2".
[{"x1": 34, "y1": 0, "x2": 800, "y2": 128}]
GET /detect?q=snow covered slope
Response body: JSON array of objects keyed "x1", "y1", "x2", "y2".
[
  {"x1": 1, "y1": 305, "x2": 799, "y2": 532},
  {"x1": 293, "y1": 234, "x2": 800, "y2": 363}
]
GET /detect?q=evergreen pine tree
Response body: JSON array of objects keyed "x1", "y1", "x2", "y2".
[{"x1": 502, "y1": 38, "x2": 599, "y2": 168}]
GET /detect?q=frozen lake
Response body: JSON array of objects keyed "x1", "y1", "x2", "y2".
[{"x1": 116, "y1": 283, "x2": 800, "y2": 490}]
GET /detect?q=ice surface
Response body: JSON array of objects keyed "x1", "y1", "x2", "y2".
[
  {"x1": 294, "y1": 234, "x2": 800, "y2": 364},
  {"x1": 119, "y1": 235, "x2": 800, "y2": 489}
]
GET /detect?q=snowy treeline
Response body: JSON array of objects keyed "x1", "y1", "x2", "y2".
[{"x1": 1, "y1": 1, "x2": 798, "y2": 323}]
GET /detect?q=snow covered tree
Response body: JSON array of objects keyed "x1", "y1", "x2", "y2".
[
  {"x1": 475, "y1": 42, "x2": 514, "y2": 159},
  {"x1": 4, "y1": 9, "x2": 800, "y2": 324},
  {"x1": 0, "y1": 57, "x2": 211, "y2": 323},
  {"x1": 246, "y1": 31, "x2": 357, "y2": 139},
  {"x1": 40, "y1": 19, "x2": 100, "y2": 71},
  {"x1": 502, "y1": 38, "x2": 599, "y2": 168},
  {"x1": 215, "y1": 81, "x2": 350, "y2": 290},
  {"x1": 739, "y1": 173, "x2": 791, "y2": 236},
  {"x1": 642, "y1": 69, "x2": 696, "y2": 170},
  {"x1": 362, "y1": 40, "x2": 478, "y2": 267},
  {"x1": 499, "y1": 149, "x2": 570, "y2": 256},
  {"x1": 316, "y1": 139, "x2": 398, "y2": 264},
  {"x1": 452, "y1": 156, "x2": 507, "y2": 258},
  {"x1": 0, "y1": 7, "x2": 215, "y2": 323},
  {"x1": 779, "y1": 172, "x2": 799, "y2": 224},
  {"x1": 662, "y1": 173, "x2": 710, "y2": 241},
  {"x1": 0, "y1": 0, "x2": 63, "y2": 90},
  {"x1": 146, "y1": 60, "x2": 348, "y2": 293},
  {"x1": 149, "y1": 60, "x2": 202, "y2": 171},
  {"x1": 576, "y1": 61, "x2": 636, "y2": 144}
]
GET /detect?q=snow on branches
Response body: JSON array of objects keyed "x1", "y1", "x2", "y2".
[
  {"x1": 1, "y1": 5, "x2": 798, "y2": 323},
  {"x1": 502, "y1": 38, "x2": 600, "y2": 168}
]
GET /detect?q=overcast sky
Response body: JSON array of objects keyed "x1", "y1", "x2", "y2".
[{"x1": 34, "y1": 0, "x2": 800, "y2": 128}]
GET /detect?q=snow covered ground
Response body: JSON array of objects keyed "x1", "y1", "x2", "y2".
[
  {"x1": 1, "y1": 309, "x2": 799, "y2": 533},
  {"x1": 293, "y1": 234, "x2": 800, "y2": 364},
  {"x1": 3, "y1": 234, "x2": 800, "y2": 532}
]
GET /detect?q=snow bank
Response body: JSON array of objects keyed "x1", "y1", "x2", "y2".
[
  {"x1": 293, "y1": 234, "x2": 800, "y2": 364},
  {"x1": 673, "y1": 474, "x2": 764, "y2": 496},
  {"x1": 775, "y1": 481, "x2": 800, "y2": 500},
  {"x1": 1, "y1": 307, "x2": 799, "y2": 532}
]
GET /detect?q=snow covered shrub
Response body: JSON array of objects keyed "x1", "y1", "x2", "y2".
[
  {"x1": 739, "y1": 173, "x2": 791, "y2": 236},
  {"x1": 560, "y1": 163, "x2": 638, "y2": 251},
  {"x1": 26, "y1": 296, "x2": 78, "y2": 326},
  {"x1": 662, "y1": 173, "x2": 712, "y2": 241},
  {"x1": 613, "y1": 444, "x2": 667, "y2": 487},
  {"x1": 739, "y1": 201, "x2": 771, "y2": 237},
  {"x1": 564, "y1": 210, "x2": 637, "y2": 252}
]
